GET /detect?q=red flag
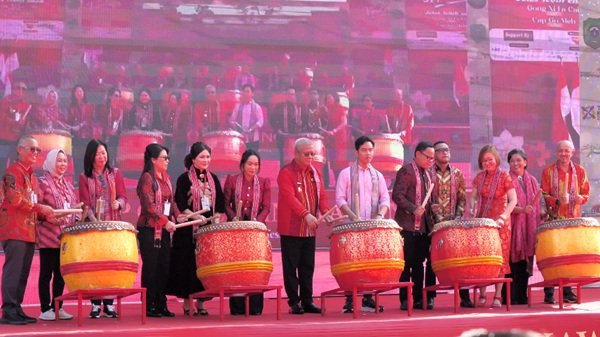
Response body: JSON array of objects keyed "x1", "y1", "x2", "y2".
[{"x1": 452, "y1": 62, "x2": 469, "y2": 108}]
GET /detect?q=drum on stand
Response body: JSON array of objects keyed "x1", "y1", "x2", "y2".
[
  {"x1": 370, "y1": 133, "x2": 404, "y2": 180},
  {"x1": 330, "y1": 219, "x2": 404, "y2": 290},
  {"x1": 201, "y1": 130, "x2": 246, "y2": 174},
  {"x1": 29, "y1": 129, "x2": 74, "y2": 177},
  {"x1": 60, "y1": 221, "x2": 139, "y2": 291},
  {"x1": 117, "y1": 130, "x2": 164, "y2": 174},
  {"x1": 195, "y1": 221, "x2": 273, "y2": 289},
  {"x1": 536, "y1": 217, "x2": 600, "y2": 280},
  {"x1": 430, "y1": 218, "x2": 502, "y2": 284},
  {"x1": 283, "y1": 133, "x2": 326, "y2": 172}
]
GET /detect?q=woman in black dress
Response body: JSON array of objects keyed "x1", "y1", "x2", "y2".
[{"x1": 167, "y1": 141, "x2": 225, "y2": 315}]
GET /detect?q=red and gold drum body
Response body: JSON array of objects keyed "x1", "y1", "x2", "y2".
[
  {"x1": 60, "y1": 221, "x2": 139, "y2": 291},
  {"x1": 284, "y1": 133, "x2": 326, "y2": 171},
  {"x1": 370, "y1": 133, "x2": 404, "y2": 179},
  {"x1": 202, "y1": 130, "x2": 246, "y2": 174},
  {"x1": 430, "y1": 218, "x2": 502, "y2": 284},
  {"x1": 30, "y1": 129, "x2": 73, "y2": 174},
  {"x1": 330, "y1": 219, "x2": 404, "y2": 290},
  {"x1": 536, "y1": 217, "x2": 600, "y2": 280},
  {"x1": 195, "y1": 221, "x2": 273, "y2": 289},
  {"x1": 117, "y1": 131, "x2": 164, "y2": 173}
]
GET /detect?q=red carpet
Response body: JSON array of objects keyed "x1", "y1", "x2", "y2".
[{"x1": 1, "y1": 251, "x2": 599, "y2": 337}]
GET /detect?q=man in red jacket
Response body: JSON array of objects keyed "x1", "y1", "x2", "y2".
[
  {"x1": 1, "y1": 135, "x2": 54, "y2": 325},
  {"x1": 277, "y1": 137, "x2": 330, "y2": 314}
]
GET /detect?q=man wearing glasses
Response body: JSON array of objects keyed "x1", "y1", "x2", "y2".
[
  {"x1": 0, "y1": 82, "x2": 31, "y2": 167},
  {"x1": 277, "y1": 137, "x2": 330, "y2": 315},
  {"x1": 1, "y1": 135, "x2": 54, "y2": 325},
  {"x1": 392, "y1": 141, "x2": 436, "y2": 310},
  {"x1": 429, "y1": 141, "x2": 472, "y2": 307}
]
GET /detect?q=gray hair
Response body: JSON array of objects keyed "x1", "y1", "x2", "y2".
[
  {"x1": 294, "y1": 137, "x2": 313, "y2": 152},
  {"x1": 557, "y1": 140, "x2": 574, "y2": 151},
  {"x1": 17, "y1": 134, "x2": 37, "y2": 148}
]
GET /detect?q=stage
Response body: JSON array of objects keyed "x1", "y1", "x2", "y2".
[{"x1": 1, "y1": 251, "x2": 599, "y2": 337}]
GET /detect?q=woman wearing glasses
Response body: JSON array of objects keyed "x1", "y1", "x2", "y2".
[
  {"x1": 36, "y1": 149, "x2": 77, "y2": 321},
  {"x1": 78, "y1": 139, "x2": 127, "y2": 318},
  {"x1": 223, "y1": 149, "x2": 271, "y2": 315},
  {"x1": 136, "y1": 143, "x2": 177, "y2": 318},
  {"x1": 470, "y1": 145, "x2": 517, "y2": 308},
  {"x1": 167, "y1": 141, "x2": 225, "y2": 316}
]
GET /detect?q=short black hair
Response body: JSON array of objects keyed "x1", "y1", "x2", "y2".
[
  {"x1": 355, "y1": 136, "x2": 374, "y2": 151},
  {"x1": 433, "y1": 141, "x2": 448, "y2": 148},
  {"x1": 414, "y1": 141, "x2": 434, "y2": 155}
]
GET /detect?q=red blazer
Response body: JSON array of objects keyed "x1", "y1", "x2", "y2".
[
  {"x1": 223, "y1": 174, "x2": 271, "y2": 223},
  {"x1": 277, "y1": 160, "x2": 329, "y2": 237}
]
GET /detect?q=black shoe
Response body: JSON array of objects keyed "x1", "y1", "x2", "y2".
[
  {"x1": 103, "y1": 305, "x2": 118, "y2": 318},
  {"x1": 413, "y1": 300, "x2": 423, "y2": 309},
  {"x1": 361, "y1": 296, "x2": 384, "y2": 312},
  {"x1": 289, "y1": 303, "x2": 304, "y2": 315},
  {"x1": 146, "y1": 308, "x2": 162, "y2": 318},
  {"x1": 302, "y1": 302, "x2": 322, "y2": 314},
  {"x1": 160, "y1": 308, "x2": 175, "y2": 317},
  {"x1": 544, "y1": 294, "x2": 556, "y2": 304},
  {"x1": 89, "y1": 305, "x2": 101, "y2": 319},
  {"x1": 460, "y1": 299, "x2": 475, "y2": 308},
  {"x1": 16, "y1": 310, "x2": 37, "y2": 323},
  {"x1": 0, "y1": 312, "x2": 28, "y2": 325},
  {"x1": 250, "y1": 312, "x2": 262, "y2": 316},
  {"x1": 564, "y1": 293, "x2": 578, "y2": 303},
  {"x1": 342, "y1": 297, "x2": 354, "y2": 313},
  {"x1": 400, "y1": 300, "x2": 408, "y2": 311},
  {"x1": 426, "y1": 298, "x2": 434, "y2": 310}
]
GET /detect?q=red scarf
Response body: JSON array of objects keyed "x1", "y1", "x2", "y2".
[
  {"x1": 188, "y1": 167, "x2": 216, "y2": 212},
  {"x1": 44, "y1": 171, "x2": 76, "y2": 226},
  {"x1": 553, "y1": 161, "x2": 577, "y2": 217},
  {"x1": 235, "y1": 174, "x2": 261, "y2": 221},
  {"x1": 87, "y1": 169, "x2": 119, "y2": 221},
  {"x1": 510, "y1": 171, "x2": 539, "y2": 262},
  {"x1": 153, "y1": 172, "x2": 172, "y2": 248},
  {"x1": 412, "y1": 162, "x2": 431, "y2": 231},
  {"x1": 476, "y1": 169, "x2": 502, "y2": 218}
]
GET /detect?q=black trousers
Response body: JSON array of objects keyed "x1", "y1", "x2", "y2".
[
  {"x1": 280, "y1": 235, "x2": 315, "y2": 306},
  {"x1": 38, "y1": 248, "x2": 65, "y2": 312},
  {"x1": 229, "y1": 294, "x2": 264, "y2": 315},
  {"x1": 138, "y1": 227, "x2": 171, "y2": 311},
  {"x1": 1, "y1": 240, "x2": 34, "y2": 316},
  {"x1": 399, "y1": 231, "x2": 435, "y2": 302},
  {"x1": 510, "y1": 260, "x2": 529, "y2": 304}
]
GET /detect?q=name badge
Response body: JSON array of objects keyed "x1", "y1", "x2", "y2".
[
  {"x1": 163, "y1": 201, "x2": 171, "y2": 216},
  {"x1": 113, "y1": 121, "x2": 119, "y2": 130},
  {"x1": 201, "y1": 195, "x2": 211, "y2": 211},
  {"x1": 31, "y1": 193, "x2": 38, "y2": 204},
  {"x1": 64, "y1": 202, "x2": 70, "y2": 210},
  {"x1": 15, "y1": 112, "x2": 20, "y2": 122}
]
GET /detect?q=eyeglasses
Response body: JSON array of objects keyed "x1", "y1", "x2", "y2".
[
  {"x1": 112, "y1": 94, "x2": 121, "y2": 98},
  {"x1": 419, "y1": 151, "x2": 434, "y2": 161},
  {"x1": 23, "y1": 146, "x2": 41, "y2": 154},
  {"x1": 435, "y1": 148, "x2": 450, "y2": 153},
  {"x1": 159, "y1": 156, "x2": 170, "y2": 161},
  {"x1": 302, "y1": 152, "x2": 316, "y2": 158}
]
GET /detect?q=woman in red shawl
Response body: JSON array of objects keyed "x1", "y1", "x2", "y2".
[
  {"x1": 507, "y1": 149, "x2": 541, "y2": 305},
  {"x1": 470, "y1": 145, "x2": 517, "y2": 308}
]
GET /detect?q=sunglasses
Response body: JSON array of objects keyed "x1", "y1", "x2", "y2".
[
  {"x1": 302, "y1": 152, "x2": 316, "y2": 158},
  {"x1": 24, "y1": 146, "x2": 42, "y2": 154}
]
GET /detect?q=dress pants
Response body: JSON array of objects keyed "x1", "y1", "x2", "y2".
[
  {"x1": 38, "y1": 248, "x2": 65, "y2": 312},
  {"x1": 510, "y1": 260, "x2": 529, "y2": 304},
  {"x1": 138, "y1": 227, "x2": 171, "y2": 311},
  {"x1": 1, "y1": 240, "x2": 34, "y2": 316},
  {"x1": 280, "y1": 235, "x2": 316, "y2": 306},
  {"x1": 229, "y1": 294, "x2": 264, "y2": 315},
  {"x1": 399, "y1": 231, "x2": 435, "y2": 303}
]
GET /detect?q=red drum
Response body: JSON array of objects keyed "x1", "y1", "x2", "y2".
[
  {"x1": 60, "y1": 221, "x2": 139, "y2": 291},
  {"x1": 202, "y1": 130, "x2": 246, "y2": 173},
  {"x1": 283, "y1": 133, "x2": 326, "y2": 171},
  {"x1": 430, "y1": 218, "x2": 503, "y2": 284},
  {"x1": 536, "y1": 217, "x2": 600, "y2": 280},
  {"x1": 330, "y1": 219, "x2": 404, "y2": 290},
  {"x1": 370, "y1": 133, "x2": 404, "y2": 179},
  {"x1": 30, "y1": 129, "x2": 74, "y2": 175},
  {"x1": 117, "y1": 131, "x2": 164, "y2": 173},
  {"x1": 195, "y1": 221, "x2": 273, "y2": 289}
]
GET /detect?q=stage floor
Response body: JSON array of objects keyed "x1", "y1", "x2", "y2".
[
  {"x1": 1, "y1": 288, "x2": 599, "y2": 337},
  {"x1": 1, "y1": 251, "x2": 599, "y2": 337}
]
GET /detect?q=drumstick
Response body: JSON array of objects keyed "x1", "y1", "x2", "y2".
[
  {"x1": 186, "y1": 208, "x2": 209, "y2": 219},
  {"x1": 236, "y1": 200, "x2": 243, "y2": 221},
  {"x1": 353, "y1": 193, "x2": 360, "y2": 220},
  {"x1": 173, "y1": 215, "x2": 218, "y2": 229},
  {"x1": 421, "y1": 183, "x2": 435, "y2": 208},
  {"x1": 317, "y1": 205, "x2": 339, "y2": 225}
]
